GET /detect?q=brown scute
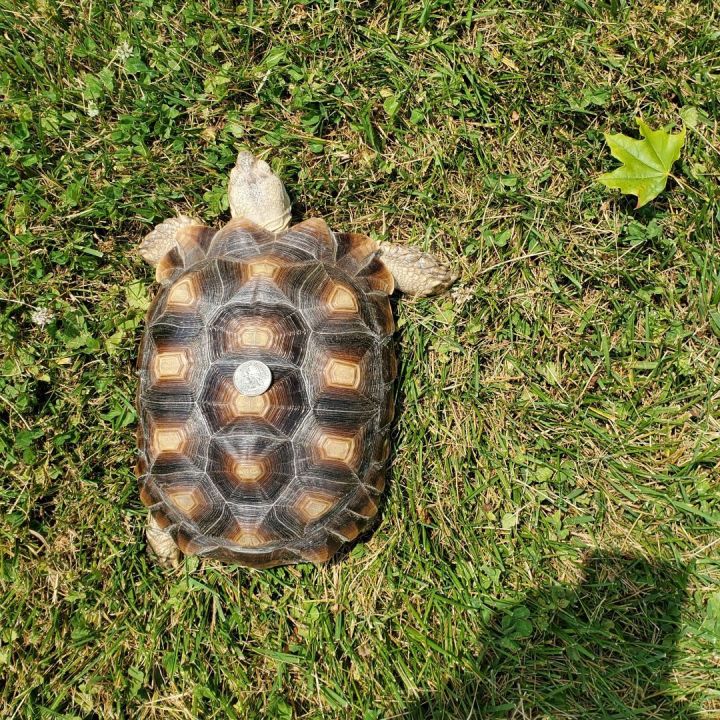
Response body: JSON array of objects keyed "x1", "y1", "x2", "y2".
[
  {"x1": 381, "y1": 340, "x2": 398, "y2": 384},
  {"x1": 189, "y1": 261, "x2": 230, "y2": 308},
  {"x1": 209, "y1": 304, "x2": 308, "y2": 365},
  {"x1": 141, "y1": 409, "x2": 209, "y2": 476},
  {"x1": 363, "y1": 292, "x2": 395, "y2": 336},
  {"x1": 155, "y1": 246, "x2": 184, "y2": 285},
  {"x1": 151, "y1": 423, "x2": 189, "y2": 456},
  {"x1": 149, "y1": 506, "x2": 173, "y2": 530},
  {"x1": 364, "y1": 465, "x2": 386, "y2": 494},
  {"x1": 380, "y1": 389, "x2": 395, "y2": 427},
  {"x1": 165, "y1": 274, "x2": 203, "y2": 310},
  {"x1": 208, "y1": 434, "x2": 294, "y2": 503},
  {"x1": 135, "y1": 423, "x2": 145, "y2": 453},
  {"x1": 324, "y1": 357, "x2": 361, "y2": 390},
  {"x1": 296, "y1": 268, "x2": 383, "y2": 337},
  {"x1": 301, "y1": 418, "x2": 374, "y2": 485},
  {"x1": 138, "y1": 481, "x2": 155, "y2": 507},
  {"x1": 293, "y1": 488, "x2": 343, "y2": 524},
  {"x1": 200, "y1": 364, "x2": 307, "y2": 437},
  {"x1": 136, "y1": 219, "x2": 396, "y2": 567},
  {"x1": 226, "y1": 517, "x2": 276, "y2": 548},
  {"x1": 299, "y1": 534, "x2": 343, "y2": 564},
  {"x1": 207, "y1": 217, "x2": 275, "y2": 259},
  {"x1": 135, "y1": 334, "x2": 147, "y2": 374},
  {"x1": 311, "y1": 424, "x2": 363, "y2": 472},
  {"x1": 327, "y1": 514, "x2": 363, "y2": 542},
  {"x1": 357, "y1": 256, "x2": 395, "y2": 295},
  {"x1": 334, "y1": 232, "x2": 378, "y2": 276},
  {"x1": 149, "y1": 345, "x2": 194, "y2": 389},
  {"x1": 135, "y1": 457, "x2": 148, "y2": 479},
  {"x1": 174, "y1": 526, "x2": 209, "y2": 556},
  {"x1": 176, "y1": 224, "x2": 217, "y2": 259},
  {"x1": 164, "y1": 483, "x2": 211, "y2": 520},
  {"x1": 374, "y1": 437, "x2": 391, "y2": 465},
  {"x1": 280, "y1": 217, "x2": 336, "y2": 262},
  {"x1": 303, "y1": 333, "x2": 379, "y2": 421},
  {"x1": 346, "y1": 487, "x2": 378, "y2": 519},
  {"x1": 326, "y1": 281, "x2": 358, "y2": 313},
  {"x1": 210, "y1": 544, "x2": 299, "y2": 568},
  {"x1": 245, "y1": 255, "x2": 282, "y2": 279}
]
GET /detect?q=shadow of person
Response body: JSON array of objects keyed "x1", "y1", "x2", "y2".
[{"x1": 406, "y1": 552, "x2": 696, "y2": 719}]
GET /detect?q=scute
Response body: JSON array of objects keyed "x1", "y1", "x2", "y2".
[
  {"x1": 207, "y1": 434, "x2": 294, "y2": 503},
  {"x1": 208, "y1": 303, "x2": 308, "y2": 365},
  {"x1": 137, "y1": 219, "x2": 394, "y2": 567},
  {"x1": 199, "y1": 360, "x2": 308, "y2": 437}
]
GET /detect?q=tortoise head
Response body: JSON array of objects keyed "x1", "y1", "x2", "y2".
[{"x1": 228, "y1": 151, "x2": 292, "y2": 234}]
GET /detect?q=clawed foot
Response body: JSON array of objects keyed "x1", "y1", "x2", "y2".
[
  {"x1": 146, "y1": 513, "x2": 181, "y2": 568},
  {"x1": 139, "y1": 215, "x2": 197, "y2": 266}
]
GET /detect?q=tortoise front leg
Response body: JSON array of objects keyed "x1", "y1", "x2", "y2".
[
  {"x1": 138, "y1": 215, "x2": 198, "y2": 266},
  {"x1": 146, "y1": 512, "x2": 181, "y2": 567},
  {"x1": 138, "y1": 216, "x2": 216, "y2": 284},
  {"x1": 377, "y1": 241, "x2": 458, "y2": 296}
]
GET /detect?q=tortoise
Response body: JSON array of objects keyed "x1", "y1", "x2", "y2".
[{"x1": 135, "y1": 151, "x2": 457, "y2": 568}]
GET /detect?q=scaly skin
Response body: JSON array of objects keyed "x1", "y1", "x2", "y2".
[
  {"x1": 139, "y1": 215, "x2": 197, "y2": 266},
  {"x1": 146, "y1": 513, "x2": 181, "y2": 568},
  {"x1": 228, "y1": 151, "x2": 292, "y2": 233},
  {"x1": 377, "y1": 241, "x2": 457, "y2": 296}
]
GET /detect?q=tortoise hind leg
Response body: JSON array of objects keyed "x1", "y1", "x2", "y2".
[{"x1": 146, "y1": 512, "x2": 181, "y2": 568}]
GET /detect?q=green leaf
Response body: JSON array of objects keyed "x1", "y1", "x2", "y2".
[
  {"x1": 125, "y1": 280, "x2": 150, "y2": 311},
  {"x1": 679, "y1": 106, "x2": 699, "y2": 129},
  {"x1": 709, "y1": 310, "x2": 720, "y2": 338},
  {"x1": 125, "y1": 54, "x2": 150, "y2": 75},
  {"x1": 382, "y1": 94, "x2": 400, "y2": 118},
  {"x1": 598, "y1": 117, "x2": 685, "y2": 208}
]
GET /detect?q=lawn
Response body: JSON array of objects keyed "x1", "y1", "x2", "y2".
[{"x1": 1, "y1": 0, "x2": 719, "y2": 717}]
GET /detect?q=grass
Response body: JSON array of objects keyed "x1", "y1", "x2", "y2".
[{"x1": 1, "y1": 0, "x2": 719, "y2": 717}]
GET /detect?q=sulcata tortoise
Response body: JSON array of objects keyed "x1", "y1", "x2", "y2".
[{"x1": 135, "y1": 151, "x2": 457, "y2": 568}]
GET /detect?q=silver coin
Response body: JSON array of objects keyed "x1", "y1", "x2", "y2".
[{"x1": 233, "y1": 360, "x2": 272, "y2": 396}]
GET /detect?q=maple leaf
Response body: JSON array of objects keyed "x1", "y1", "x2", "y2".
[{"x1": 598, "y1": 117, "x2": 685, "y2": 208}]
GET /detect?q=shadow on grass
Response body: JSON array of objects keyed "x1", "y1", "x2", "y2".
[{"x1": 405, "y1": 552, "x2": 695, "y2": 719}]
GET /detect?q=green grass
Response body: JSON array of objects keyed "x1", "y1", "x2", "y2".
[{"x1": 1, "y1": 0, "x2": 719, "y2": 717}]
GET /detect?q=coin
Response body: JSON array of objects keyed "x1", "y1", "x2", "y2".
[{"x1": 233, "y1": 360, "x2": 272, "y2": 396}]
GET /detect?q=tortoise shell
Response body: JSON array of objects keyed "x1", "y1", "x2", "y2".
[{"x1": 135, "y1": 217, "x2": 397, "y2": 568}]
